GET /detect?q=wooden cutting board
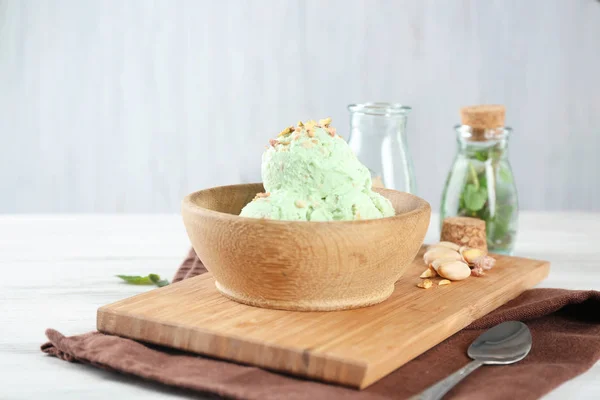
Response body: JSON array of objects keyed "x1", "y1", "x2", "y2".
[{"x1": 97, "y1": 248, "x2": 549, "y2": 389}]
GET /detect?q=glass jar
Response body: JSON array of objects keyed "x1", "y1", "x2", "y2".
[
  {"x1": 440, "y1": 126, "x2": 519, "y2": 255},
  {"x1": 347, "y1": 103, "x2": 416, "y2": 193}
]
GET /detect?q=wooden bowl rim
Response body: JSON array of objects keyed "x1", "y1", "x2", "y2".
[{"x1": 182, "y1": 183, "x2": 431, "y2": 226}]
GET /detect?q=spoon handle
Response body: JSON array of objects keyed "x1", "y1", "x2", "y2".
[{"x1": 409, "y1": 359, "x2": 484, "y2": 400}]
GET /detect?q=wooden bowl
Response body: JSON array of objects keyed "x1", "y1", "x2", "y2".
[{"x1": 182, "y1": 183, "x2": 430, "y2": 311}]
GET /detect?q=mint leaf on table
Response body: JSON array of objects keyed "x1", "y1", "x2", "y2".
[
  {"x1": 116, "y1": 274, "x2": 169, "y2": 287},
  {"x1": 463, "y1": 184, "x2": 488, "y2": 212},
  {"x1": 116, "y1": 275, "x2": 154, "y2": 285},
  {"x1": 149, "y1": 274, "x2": 170, "y2": 287}
]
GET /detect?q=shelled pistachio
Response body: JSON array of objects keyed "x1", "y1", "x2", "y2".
[{"x1": 419, "y1": 241, "x2": 497, "y2": 282}]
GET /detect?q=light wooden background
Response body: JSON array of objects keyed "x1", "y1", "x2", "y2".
[{"x1": 1, "y1": 0, "x2": 599, "y2": 213}]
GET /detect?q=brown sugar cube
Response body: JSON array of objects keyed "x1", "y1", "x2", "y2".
[{"x1": 441, "y1": 216, "x2": 487, "y2": 252}]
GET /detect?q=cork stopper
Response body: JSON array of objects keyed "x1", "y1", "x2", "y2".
[
  {"x1": 459, "y1": 105, "x2": 505, "y2": 140},
  {"x1": 440, "y1": 216, "x2": 487, "y2": 251}
]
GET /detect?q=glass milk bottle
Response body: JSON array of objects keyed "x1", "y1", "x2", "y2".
[
  {"x1": 440, "y1": 105, "x2": 519, "y2": 255},
  {"x1": 347, "y1": 103, "x2": 416, "y2": 193}
]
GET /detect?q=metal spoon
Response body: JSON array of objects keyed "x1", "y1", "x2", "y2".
[{"x1": 411, "y1": 321, "x2": 532, "y2": 400}]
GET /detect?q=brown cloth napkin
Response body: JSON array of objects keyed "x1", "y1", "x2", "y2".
[{"x1": 42, "y1": 249, "x2": 600, "y2": 400}]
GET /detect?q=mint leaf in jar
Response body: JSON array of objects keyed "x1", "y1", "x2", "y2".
[
  {"x1": 463, "y1": 184, "x2": 488, "y2": 211},
  {"x1": 499, "y1": 166, "x2": 513, "y2": 183},
  {"x1": 474, "y1": 150, "x2": 489, "y2": 162}
]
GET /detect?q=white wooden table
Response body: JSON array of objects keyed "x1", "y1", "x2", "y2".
[{"x1": 1, "y1": 213, "x2": 599, "y2": 399}]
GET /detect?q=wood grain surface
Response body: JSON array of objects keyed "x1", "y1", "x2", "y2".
[
  {"x1": 2, "y1": 213, "x2": 597, "y2": 399},
  {"x1": 181, "y1": 183, "x2": 430, "y2": 311},
  {"x1": 98, "y1": 247, "x2": 550, "y2": 389}
]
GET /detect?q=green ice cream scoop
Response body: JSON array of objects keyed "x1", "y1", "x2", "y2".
[
  {"x1": 240, "y1": 189, "x2": 394, "y2": 221},
  {"x1": 262, "y1": 125, "x2": 371, "y2": 197},
  {"x1": 240, "y1": 119, "x2": 395, "y2": 221}
]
